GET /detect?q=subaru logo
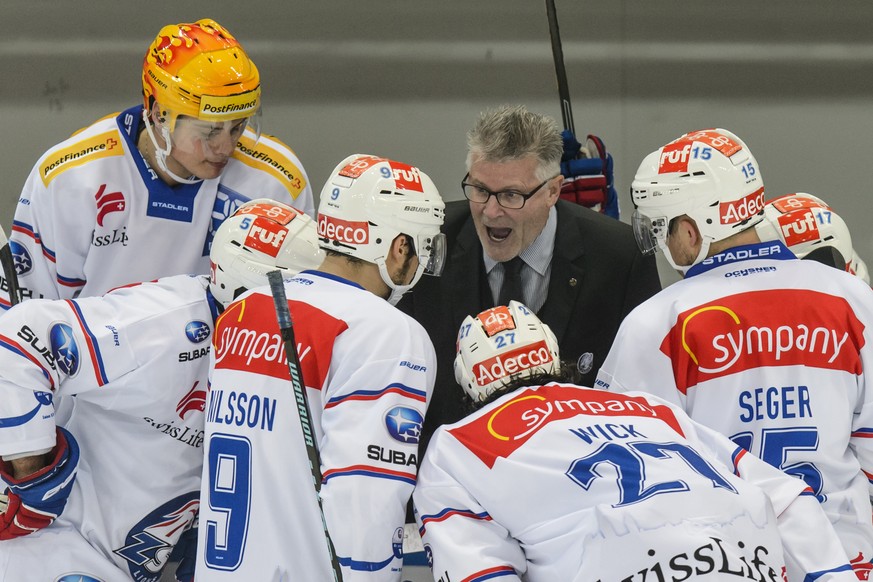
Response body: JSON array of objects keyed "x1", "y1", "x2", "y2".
[
  {"x1": 50, "y1": 323, "x2": 80, "y2": 377},
  {"x1": 55, "y1": 574, "x2": 106, "y2": 582},
  {"x1": 10, "y1": 240, "x2": 32, "y2": 276},
  {"x1": 384, "y1": 406, "x2": 423, "y2": 444},
  {"x1": 185, "y1": 321, "x2": 211, "y2": 343}
]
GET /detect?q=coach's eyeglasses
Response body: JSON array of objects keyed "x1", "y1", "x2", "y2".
[{"x1": 461, "y1": 173, "x2": 557, "y2": 209}]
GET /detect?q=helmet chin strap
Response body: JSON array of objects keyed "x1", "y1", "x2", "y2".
[
  {"x1": 141, "y1": 109, "x2": 202, "y2": 185},
  {"x1": 661, "y1": 238, "x2": 711, "y2": 276},
  {"x1": 378, "y1": 261, "x2": 424, "y2": 306}
]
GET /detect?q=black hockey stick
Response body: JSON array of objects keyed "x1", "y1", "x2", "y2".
[
  {"x1": 266, "y1": 270, "x2": 343, "y2": 582},
  {"x1": 545, "y1": 0, "x2": 575, "y2": 134},
  {"x1": 0, "y1": 225, "x2": 21, "y2": 307}
]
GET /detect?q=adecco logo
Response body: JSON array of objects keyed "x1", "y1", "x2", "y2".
[
  {"x1": 660, "y1": 289, "x2": 865, "y2": 393},
  {"x1": 318, "y1": 214, "x2": 369, "y2": 245},
  {"x1": 472, "y1": 340, "x2": 553, "y2": 387},
  {"x1": 720, "y1": 187, "x2": 765, "y2": 225}
]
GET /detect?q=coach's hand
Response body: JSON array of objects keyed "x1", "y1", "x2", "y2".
[{"x1": 0, "y1": 427, "x2": 79, "y2": 539}]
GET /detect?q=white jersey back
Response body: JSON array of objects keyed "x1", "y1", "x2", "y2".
[
  {"x1": 597, "y1": 241, "x2": 873, "y2": 574},
  {"x1": 0, "y1": 274, "x2": 213, "y2": 581},
  {"x1": 414, "y1": 383, "x2": 854, "y2": 581},
  {"x1": 7, "y1": 105, "x2": 314, "y2": 307},
  {"x1": 197, "y1": 271, "x2": 436, "y2": 581}
]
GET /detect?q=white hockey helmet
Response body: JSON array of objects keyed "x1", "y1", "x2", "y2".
[
  {"x1": 631, "y1": 128, "x2": 766, "y2": 272},
  {"x1": 209, "y1": 198, "x2": 324, "y2": 307},
  {"x1": 454, "y1": 301, "x2": 561, "y2": 404},
  {"x1": 317, "y1": 154, "x2": 446, "y2": 305},
  {"x1": 755, "y1": 192, "x2": 854, "y2": 266},
  {"x1": 850, "y1": 250, "x2": 871, "y2": 285}
]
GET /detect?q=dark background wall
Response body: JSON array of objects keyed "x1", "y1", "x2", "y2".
[{"x1": 3, "y1": 0, "x2": 872, "y2": 284}]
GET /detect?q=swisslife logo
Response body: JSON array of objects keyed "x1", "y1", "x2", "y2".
[
  {"x1": 449, "y1": 384, "x2": 683, "y2": 468},
  {"x1": 213, "y1": 292, "x2": 348, "y2": 386},
  {"x1": 660, "y1": 289, "x2": 866, "y2": 393}
]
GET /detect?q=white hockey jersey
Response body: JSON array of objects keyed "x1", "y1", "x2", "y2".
[
  {"x1": 596, "y1": 240, "x2": 873, "y2": 577},
  {"x1": 6, "y1": 105, "x2": 314, "y2": 308},
  {"x1": 414, "y1": 382, "x2": 855, "y2": 582},
  {"x1": 0, "y1": 274, "x2": 215, "y2": 581},
  {"x1": 196, "y1": 271, "x2": 437, "y2": 582}
]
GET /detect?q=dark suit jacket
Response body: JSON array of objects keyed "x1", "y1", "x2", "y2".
[{"x1": 399, "y1": 199, "x2": 662, "y2": 457}]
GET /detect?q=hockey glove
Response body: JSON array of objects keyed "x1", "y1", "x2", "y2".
[
  {"x1": 560, "y1": 130, "x2": 620, "y2": 219},
  {"x1": 0, "y1": 426, "x2": 79, "y2": 540}
]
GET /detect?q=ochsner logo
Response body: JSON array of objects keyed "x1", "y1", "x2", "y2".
[
  {"x1": 318, "y1": 214, "x2": 369, "y2": 245},
  {"x1": 472, "y1": 340, "x2": 553, "y2": 387},
  {"x1": 661, "y1": 289, "x2": 865, "y2": 392}
]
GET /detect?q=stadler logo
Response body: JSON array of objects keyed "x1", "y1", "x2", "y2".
[
  {"x1": 49, "y1": 322, "x2": 80, "y2": 377},
  {"x1": 472, "y1": 340, "x2": 552, "y2": 387},
  {"x1": 385, "y1": 406, "x2": 423, "y2": 444},
  {"x1": 661, "y1": 289, "x2": 865, "y2": 393},
  {"x1": 720, "y1": 188, "x2": 764, "y2": 225},
  {"x1": 318, "y1": 214, "x2": 369, "y2": 245},
  {"x1": 449, "y1": 384, "x2": 678, "y2": 468},
  {"x1": 185, "y1": 320, "x2": 211, "y2": 344}
]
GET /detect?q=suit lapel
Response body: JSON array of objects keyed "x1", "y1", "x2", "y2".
[
  {"x1": 539, "y1": 204, "x2": 586, "y2": 344},
  {"x1": 447, "y1": 216, "x2": 487, "y2": 330}
]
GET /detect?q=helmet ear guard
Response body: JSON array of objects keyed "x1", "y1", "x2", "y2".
[
  {"x1": 209, "y1": 199, "x2": 325, "y2": 307},
  {"x1": 454, "y1": 301, "x2": 561, "y2": 404}
]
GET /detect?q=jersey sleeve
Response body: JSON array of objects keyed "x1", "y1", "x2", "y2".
[
  {"x1": 318, "y1": 320, "x2": 436, "y2": 581},
  {"x1": 596, "y1": 306, "x2": 685, "y2": 407},
  {"x1": 413, "y1": 428, "x2": 524, "y2": 582}
]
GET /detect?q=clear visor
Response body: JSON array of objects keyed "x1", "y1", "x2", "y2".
[
  {"x1": 422, "y1": 232, "x2": 447, "y2": 276},
  {"x1": 167, "y1": 108, "x2": 262, "y2": 156},
  {"x1": 631, "y1": 210, "x2": 669, "y2": 256}
]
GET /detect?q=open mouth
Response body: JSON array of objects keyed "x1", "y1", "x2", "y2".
[{"x1": 487, "y1": 227, "x2": 511, "y2": 242}]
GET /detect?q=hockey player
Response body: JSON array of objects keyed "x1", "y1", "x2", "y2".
[
  {"x1": 413, "y1": 301, "x2": 855, "y2": 581},
  {"x1": 0, "y1": 199, "x2": 323, "y2": 581},
  {"x1": 5, "y1": 18, "x2": 315, "y2": 309},
  {"x1": 756, "y1": 192, "x2": 870, "y2": 284},
  {"x1": 196, "y1": 154, "x2": 445, "y2": 581},
  {"x1": 597, "y1": 128, "x2": 873, "y2": 578}
]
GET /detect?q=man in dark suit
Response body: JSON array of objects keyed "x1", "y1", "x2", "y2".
[{"x1": 399, "y1": 105, "x2": 662, "y2": 457}]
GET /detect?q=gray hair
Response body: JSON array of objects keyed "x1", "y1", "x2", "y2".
[{"x1": 465, "y1": 104, "x2": 563, "y2": 181}]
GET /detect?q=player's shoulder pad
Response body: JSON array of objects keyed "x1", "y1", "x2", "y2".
[
  {"x1": 231, "y1": 131, "x2": 308, "y2": 199},
  {"x1": 38, "y1": 113, "x2": 126, "y2": 188}
]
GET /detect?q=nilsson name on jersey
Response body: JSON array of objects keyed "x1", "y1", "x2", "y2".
[{"x1": 206, "y1": 388, "x2": 277, "y2": 432}]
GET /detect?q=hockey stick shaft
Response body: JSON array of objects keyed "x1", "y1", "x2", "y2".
[
  {"x1": 267, "y1": 270, "x2": 343, "y2": 582},
  {"x1": 0, "y1": 226, "x2": 20, "y2": 307},
  {"x1": 545, "y1": 0, "x2": 575, "y2": 134}
]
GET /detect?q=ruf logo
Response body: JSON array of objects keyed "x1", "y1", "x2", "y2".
[
  {"x1": 95, "y1": 184, "x2": 126, "y2": 226},
  {"x1": 777, "y1": 210, "x2": 820, "y2": 247},
  {"x1": 388, "y1": 161, "x2": 424, "y2": 192},
  {"x1": 658, "y1": 140, "x2": 693, "y2": 174},
  {"x1": 245, "y1": 218, "x2": 287, "y2": 258},
  {"x1": 318, "y1": 214, "x2": 369, "y2": 245},
  {"x1": 720, "y1": 187, "x2": 764, "y2": 225}
]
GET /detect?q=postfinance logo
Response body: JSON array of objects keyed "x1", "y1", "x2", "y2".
[
  {"x1": 661, "y1": 289, "x2": 865, "y2": 393},
  {"x1": 41, "y1": 131, "x2": 124, "y2": 187}
]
